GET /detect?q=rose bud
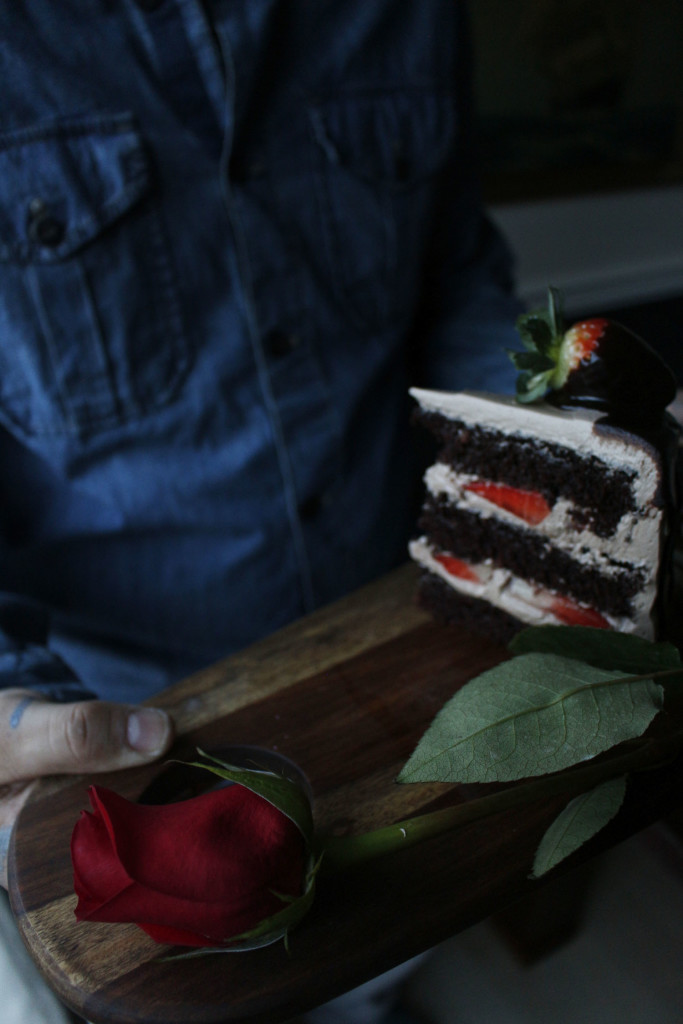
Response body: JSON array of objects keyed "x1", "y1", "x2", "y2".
[{"x1": 72, "y1": 761, "x2": 315, "y2": 949}]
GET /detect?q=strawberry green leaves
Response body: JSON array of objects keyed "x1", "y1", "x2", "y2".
[
  {"x1": 507, "y1": 287, "x2": 677, "y2": 423},
  {"x1": 508, "y1": 287, "x2": 565, "y2": 402}
]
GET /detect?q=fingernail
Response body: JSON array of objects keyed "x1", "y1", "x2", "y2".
[{"x1": 126, "y1": 708, "x2": 171, "y2": 755}]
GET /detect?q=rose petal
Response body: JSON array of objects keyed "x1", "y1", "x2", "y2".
[
  {"x1": 71, "y1": 805, "x2": 135, "y2": 918},
  {"x1": 72, "y1": 784, "x2": 306, "y2": 946},
  {"x1": 97, "y1": 785, "x2": 303, "y2": 897}
]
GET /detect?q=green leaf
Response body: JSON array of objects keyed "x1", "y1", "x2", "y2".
[
  {"x1": 509, "y1": 625, "x2": 683, "y2": 675},
  {"x1": 514, "y1": 369, "x2": 552, "y2": 403},
  {"x1": 547, "y1": 285, "x2": 565, "y2": 336},
  {"x1": 515, "y1": 312, "x2": 553, "y2": 353},
  {"x1": 532, "y1": 776, "x2": 627, "y2": 878},
  {"x1": 507, "y1": 350, "x2": 555, "y2": 373},
  {"x1": 398, "y1": 653, "x2": 663, "y2": 785},
  {"x1": 184, "y1": 749, "x2": 314, "y2": 844},
  {"x1": 510, "y1": 288, "x2": 569, "y2": 404}
]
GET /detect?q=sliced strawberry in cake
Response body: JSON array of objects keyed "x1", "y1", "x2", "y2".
[
  {"x1": 464, "y1": 481, "x2": 551, "y2": 526},
  {"x1": 546, "y1": 594, "x2": 612, "y2": 629},
  {"x1": 434, "y1": 552, "x2": 481, "y2": 583}
]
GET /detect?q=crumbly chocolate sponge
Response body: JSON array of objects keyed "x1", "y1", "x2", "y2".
[
  {"x1": 416, "y1": 571, "x2": 522, "y2": 645},
  {"x1": 419, "y1": 497, "x2": 644, "y2": 618},
  {"x1": 415, "y1": 409, "x2": 638, "y2": 538}
]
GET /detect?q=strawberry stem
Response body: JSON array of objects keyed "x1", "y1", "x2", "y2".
[{"x1": 548, "y1": 286, "x2": 564, "y2": 337}]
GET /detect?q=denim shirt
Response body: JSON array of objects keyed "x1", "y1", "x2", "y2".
[{"x1": 0, "y1": 1, "x2": 520, "y2": 702}]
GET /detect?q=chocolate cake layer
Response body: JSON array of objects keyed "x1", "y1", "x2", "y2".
[
  {"x1": 416, "y1": 571, "x2": 522, "y2": 645},
  {"x1": 419, "y1": 497, "x2": 644, "y2": 618},
  {"x1": 415, "y1": 410, "x2": 638, "y2": 537}
]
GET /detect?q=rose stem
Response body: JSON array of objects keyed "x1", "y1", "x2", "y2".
[{"x1": 319, "y1": 732, "x2": 683, "y2": 872}]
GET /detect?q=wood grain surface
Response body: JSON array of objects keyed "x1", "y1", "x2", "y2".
[{"x1": 8, "y1": 564, "x2": 683, "y2": 1024}]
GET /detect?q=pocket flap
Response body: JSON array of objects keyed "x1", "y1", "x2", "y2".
[
  {"x1": 0, "y1": 113, "x2": 151, "y2": 263},
  {"x1": 309, "y1": 88, "x2": 455, "y2": 188}
]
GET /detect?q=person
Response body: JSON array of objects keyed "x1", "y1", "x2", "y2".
[{"x1": 0, "y1": 2, "x2": 521, "y2": 1020}]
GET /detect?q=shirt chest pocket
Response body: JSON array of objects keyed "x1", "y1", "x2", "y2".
[
  {"x1": 0, "y1": 114, "x2": 188, "y2": 440},
  {"x1": 308, "y1": 88, "x2": 456, "y2": 334}
]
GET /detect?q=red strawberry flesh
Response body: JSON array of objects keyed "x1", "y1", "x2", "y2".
[
  {"x1": 562, "y1": 319, "x2": 606, "y2": 372},
  {"x1": 465, "y1": 481, "x2": 551, "y2": 525},
  {"x1": 434, "y1": 553, "x2": 480, "y2": 583},
  {"x1": 548, "y1": 595, "x2": 611, "y2": 629}
]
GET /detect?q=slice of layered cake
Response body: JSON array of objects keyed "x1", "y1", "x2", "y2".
[{"x1": 409, "y1": 291, "x2": 680, "y2": 642}]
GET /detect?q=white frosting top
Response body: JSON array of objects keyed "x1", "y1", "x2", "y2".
[{"x1": 409, "y1": 388, "x2": 662, "y2": 508}]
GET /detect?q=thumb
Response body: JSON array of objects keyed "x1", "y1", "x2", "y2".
[{"x1": 4, "y1": 696, "x2": 174, "y2": 781}]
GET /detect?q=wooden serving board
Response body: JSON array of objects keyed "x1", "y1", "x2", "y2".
[{"x1": 9, "y1": 564, "x2": 683, "y2": 1024}]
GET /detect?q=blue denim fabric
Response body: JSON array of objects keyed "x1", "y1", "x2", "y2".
[{"x1": 0, "y1": 0, "x2": 521, "y2": 702}]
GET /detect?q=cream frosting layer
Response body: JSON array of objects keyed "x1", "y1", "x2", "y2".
[
  {"x1": 410, "y1": 388, "x2": 663, "y2": 513},
  {"x1": 424, "y1": 463, "x2": 662, "y2": 579}
]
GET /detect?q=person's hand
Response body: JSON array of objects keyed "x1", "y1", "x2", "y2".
[{"x1": 0, "y1": 688, "x2": 174, "y2": 888}]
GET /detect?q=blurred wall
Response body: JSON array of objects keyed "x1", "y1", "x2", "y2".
[{"x1": 489, "y1": 185, "x2": 683, "y2": 315}]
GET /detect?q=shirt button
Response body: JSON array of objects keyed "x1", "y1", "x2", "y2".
[
  {"x1": 27, "y1": 200, "x2": 65, "y2": 248},
  {"x1": 264, "y1": 330, "x2": 300, "y2": 359}
]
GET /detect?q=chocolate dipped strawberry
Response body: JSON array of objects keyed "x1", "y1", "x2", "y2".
[{"x1": 508, "y1": 288, "x2": 677, "y2": 428}]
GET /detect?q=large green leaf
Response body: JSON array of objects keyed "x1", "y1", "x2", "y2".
[
  {"x1": 532, "y1": 776, "x2": 627, "y2": 878},
  {"x1": 510, "y1": 626, "x2": 683, "y2": 675},
  {"x1": 398, "y1": 653, "x2": 663, "y2": 785}
]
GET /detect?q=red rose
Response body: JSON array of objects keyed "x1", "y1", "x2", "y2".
[{"x1": 72, "y1": 782, "x2": 307, "y2": 948}]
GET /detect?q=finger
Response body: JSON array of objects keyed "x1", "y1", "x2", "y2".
[{"x1": 1, "y1": 696, "x2": 174, "y2": 782}]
